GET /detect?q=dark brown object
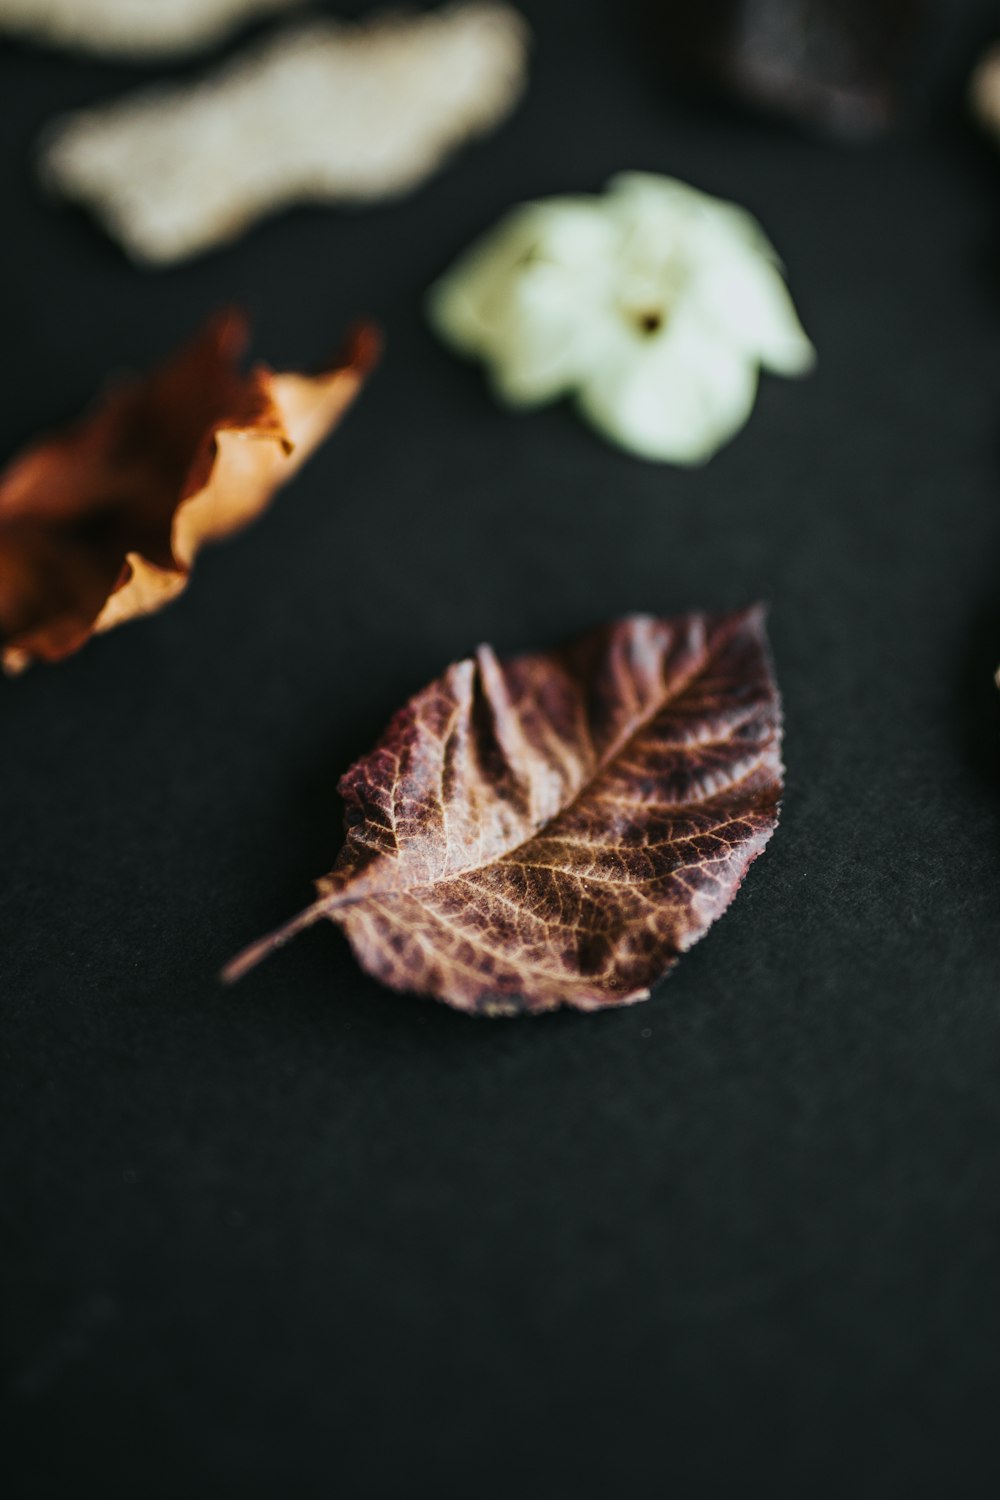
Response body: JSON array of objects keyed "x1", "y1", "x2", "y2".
[
  {"x1": 224, "y1": 609, "x2": 784, "y2": 1015},
  {"x1": 0, "y1": 310, "x2": 379, "y2": 672},
  {"x1": 641, "y1": 0, "x2": 928, "y2": 137}
]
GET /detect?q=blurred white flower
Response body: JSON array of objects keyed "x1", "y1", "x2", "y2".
[{"x1": 428, "y1": 172, "x2": 815, "y2": 464}]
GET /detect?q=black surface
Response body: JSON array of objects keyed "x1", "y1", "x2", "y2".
[{"x1": 4, "y1": 3, "x2": 1000, "y2": 1496}]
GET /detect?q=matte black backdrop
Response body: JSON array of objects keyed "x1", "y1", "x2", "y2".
[{"x1": 4, "y1": 2, "x2": 1000, "y2": 1495}]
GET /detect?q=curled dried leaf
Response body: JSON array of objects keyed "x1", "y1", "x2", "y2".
[
  {"x1": 225, "y1": 610, "x2": 783, "y2": 1016},
  {"x1": 40, "y1": 3, "x2": 530, "y2": 266},
  {"x1": 0, "y1": 312, "x2": 380, "y2": 673}
]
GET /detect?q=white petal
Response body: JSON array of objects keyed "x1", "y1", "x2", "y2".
[
  {"x1": 577, "y1": 309, "x2": 759, "y2": 464},
  {"x1": 604, "y1": 170, "x2": 814, "y2": 380},
  {"x1": 607, "y1": 171, "x2": 779, "y2": 265},
  {"x1": 427, "y1": 196, "x2": 618, "y2": 404},
  {"x1": 427, "y1": 197, "x2": 612, "y2": 354},
  {"x1": 694, "y1": 255, "x2": 815, "y2": 375},
  {"x1": 427, "y1": 206, "x2": 539, "y2": 356},
  {"x1": 483, "y1": 265, "x2": 610, "y2": 406}
]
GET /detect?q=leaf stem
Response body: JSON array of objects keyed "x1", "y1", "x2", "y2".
[{"x1": 221, "y1": 897, "x2": 333, "y2": 985}]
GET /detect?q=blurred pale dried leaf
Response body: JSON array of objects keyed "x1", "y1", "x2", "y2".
[
  {"x1": 40, "y1": 3, "x2": 530, "y2": 266},
  {"x1": 0, "y1": 0, "x2": 302, "y2": 58}
]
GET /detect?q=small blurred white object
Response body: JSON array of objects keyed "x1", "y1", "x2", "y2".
[
  {"x1": 970, "y1": 41, "x2": 1000, "y2": 141},
  {"x1": 428, "y1": 173, "x2": 815, "y2": 465},
  {"x1": 0, "y1": 0, "x2": 302, "y2": 57},
  {"x1": 39, "y1": 3, "x2": 529, "y2": 265}
]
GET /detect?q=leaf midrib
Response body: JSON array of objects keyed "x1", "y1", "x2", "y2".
[{"x1": 334, "y1": 610, "x2": 761, "y2": 908}]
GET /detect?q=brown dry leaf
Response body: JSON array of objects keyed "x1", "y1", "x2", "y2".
[
  {"x1": 0, "y1": 312, "x2": 380, "y2": 673},
  {"x1": 640, "y1": 0, "x2": 925, "y2": 139},
  {"x1": 224, "y1": 610, "x2": 783, "y2": 1015}
]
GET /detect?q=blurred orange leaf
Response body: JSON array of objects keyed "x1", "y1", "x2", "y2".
[{"x1": 0, "y1": 311, "x2": 379, "y2": 672}]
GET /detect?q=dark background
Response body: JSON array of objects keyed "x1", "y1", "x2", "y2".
[{"x1": 4, "y1": 2, "x2": 1000, "y2": 1494}]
